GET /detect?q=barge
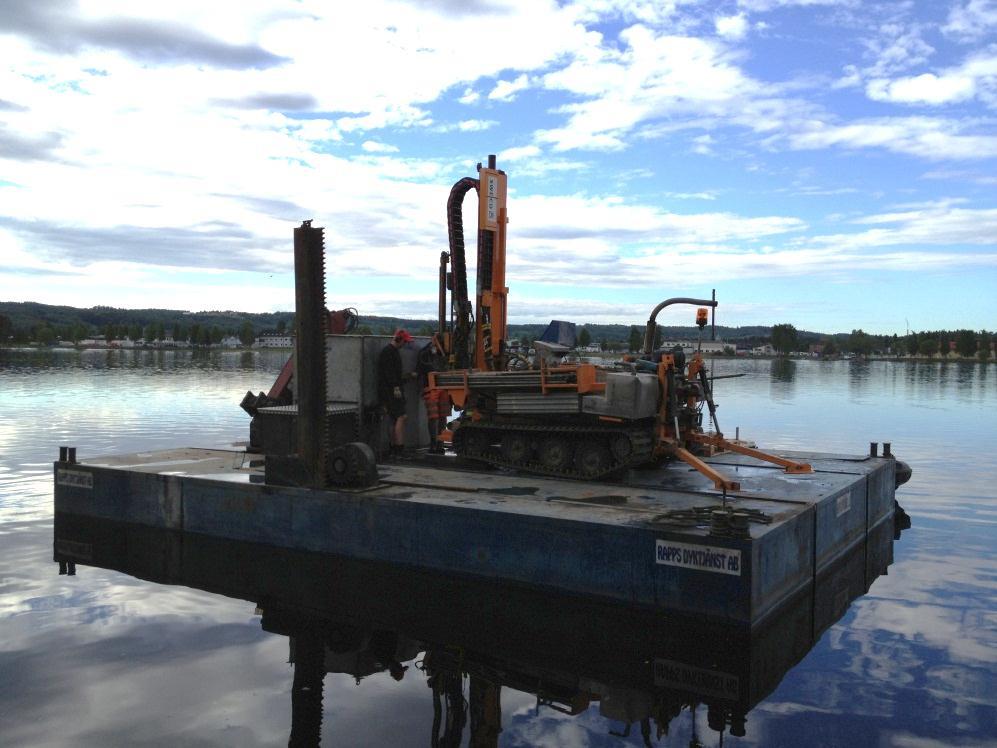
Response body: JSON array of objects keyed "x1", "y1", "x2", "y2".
[{"x1": 53, "y1": 440, "x2": 901, "y2": 627}]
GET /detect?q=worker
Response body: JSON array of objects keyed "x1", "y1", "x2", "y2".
[
  {"x1": 417, "y1": 336, "x2": 451, "y2": 454},
  {"x1": 377, "y1": 329, "x2": 415, "y2": 458}
]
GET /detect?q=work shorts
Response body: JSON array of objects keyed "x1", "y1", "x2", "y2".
[{"x1": 383, "y1": 394, "x2": 406, "y2": 419}]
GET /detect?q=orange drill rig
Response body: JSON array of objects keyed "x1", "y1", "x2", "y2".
[{"x1": 429, "y1": 155, "x2": 811, "y2": 489}]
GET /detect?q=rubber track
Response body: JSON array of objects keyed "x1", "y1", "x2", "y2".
[{"x1": 453, "y1": 422, "x2": 653, "y2": 481}]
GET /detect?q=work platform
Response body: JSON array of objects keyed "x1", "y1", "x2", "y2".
[{"x1": 53, "y1": 446, "x2": 898, "y2": 627}]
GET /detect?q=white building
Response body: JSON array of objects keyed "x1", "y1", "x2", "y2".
[{"x1": 660, "y1": 339, "x2": 729, "y2": 354}]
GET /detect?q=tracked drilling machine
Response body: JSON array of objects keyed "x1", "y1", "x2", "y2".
[{"x1": 430, "y1": 156, "x2": 813, "y2": 490}]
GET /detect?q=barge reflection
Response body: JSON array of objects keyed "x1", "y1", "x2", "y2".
[{"x1": 53, "y1": 509, "x2": 903, "y2": 746}]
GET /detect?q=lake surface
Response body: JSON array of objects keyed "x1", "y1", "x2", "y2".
[{"x1": 1, "y1": 349, "x2": 995, "y2": 747}]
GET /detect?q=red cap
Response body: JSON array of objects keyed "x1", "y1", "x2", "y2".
[{"x1": 394, "y1": 328, "x2": 413, "y2": 344}]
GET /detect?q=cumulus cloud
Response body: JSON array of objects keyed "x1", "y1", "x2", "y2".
[
  {"x1": 866, "y1": 73, "x2": 975, "y2": 106},
  {"x1": 864, "y1": 51, "x2": 997, "y2": 107},
  {"x1": 488, "y1": 73, "x2": 530, "y2": 102},
  {"x1": 715, "y1": 14, "x2": 749, "y2": 40}
]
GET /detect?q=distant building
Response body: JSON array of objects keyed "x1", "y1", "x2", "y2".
[
  {"x1": 809, "y1": 343, "x2": 824, "y2": 357},
  {"x1": 661, "y1": 339, "x2": 728, "y2": 354},
  {"x1": 220, "y1": 335, "x2": 242, "y2": 349},
  {"x1": 254, "y1": 333, "x2": 294, "y2": 348},
  {"x1": 751, "y1": 344, "x2": 775, "y2": 356}
]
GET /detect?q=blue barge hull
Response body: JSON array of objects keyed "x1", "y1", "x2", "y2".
[{"x1": 53, "y1": 447, "x2": 897, "y2": 626}]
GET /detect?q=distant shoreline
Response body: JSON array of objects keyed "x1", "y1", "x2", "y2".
[
  {"x1": 1, "y1": 344, "x2": 989, "y2": 364},
  {"x1": 0, "y1": 343, "x2": 291, "y2": 352}
]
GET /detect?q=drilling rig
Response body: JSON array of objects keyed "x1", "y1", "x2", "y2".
[{"x1": 429, "y1": 155, "x2": 813, "y2": 490}]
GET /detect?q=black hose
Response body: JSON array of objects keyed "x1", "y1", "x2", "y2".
[{"x1": 447, "y1": 177, "x2": 479, "y2": 369}]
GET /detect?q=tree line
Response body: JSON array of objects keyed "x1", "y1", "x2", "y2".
[
  {"x1": 770, "y1": 324, "x2": 993, "y2": 361},
  {"x1": 2, "y1": 302, "x2": 991, "y2": 360},
  {"x1": 0, "y1": 315, "x2": 267, "y2": 347}
]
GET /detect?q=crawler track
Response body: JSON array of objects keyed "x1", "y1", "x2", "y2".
[{"x1": 452, "y1": 421, "x2": 654, "y2": 481}]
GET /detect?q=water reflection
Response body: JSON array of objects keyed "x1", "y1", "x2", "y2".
[
  {"x1": 52, "y1": 512, "x2": 901, "y2": 747},
  {"x1": 769, "y1": 358, "x2": 796, "y2": 384},
  {"x1": 767, "y1": 359, "x2": 796, "y2": 406},
  {"x1": 4, "y1": 350, "x2": 997, "y2": 745}
]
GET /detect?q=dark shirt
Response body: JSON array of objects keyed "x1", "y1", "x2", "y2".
[
  {"x1": 416, "y1": 342, "x2": 446, "y2": 389},
  {"x1": 377, "y1": 343, "x2": 403, "y2": 404}
]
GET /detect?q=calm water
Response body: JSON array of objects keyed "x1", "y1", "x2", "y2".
[{"x1": 1, "y1": 349, "x2": 995, "y2": 747}]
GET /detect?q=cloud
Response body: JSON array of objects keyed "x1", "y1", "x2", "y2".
[
  {"x1": 692, "y1": 133, "x2": 715, "y2": 154},
  {"x1": 431, "y1": 118, "x2": 498, "y2": 133},
  {"x1": 457, "y1": 119, "x2": 496, "y2": 131},
  {"x1": 361, "y1": 140, "x2": 400, "y2": 153},
  {"x1": 2, "y1": 266, "x2": 82, "y2": 277},
  {"x1": 213, "y1": 93, "x2": 318, "y2": 111},
  {"x1": 786, "y1": 117, "x2": 997, "y2": 159},
  {"x1": 0, "y1": 217, "x2": 275, "y2": 271},
  {"x1": 715, "y1": 14, "x2": 749, "y2": 40},
  {"x1": 865, "y1": 73, "x2": 976, "y2": 106},
  {"x1": 536, "y1": 25, "x2": 777, "y2": 151},
  {"x1": 211, "y1": 194, "x2": 311, "y2": 220},
  {"x1": 864, "y1": 51, "x2": 997, "y2": 107},
  {"x1": 0, "y1": 126, "x2": 64, "y2": 162},
  {"x1": 1, "y1": 0, "x2": 995, "y2": 326},
  {"x1": 863, "y1": 24, "x2": 935, "y2": 78},
  {"x1": 737, "y1": 0, "x2": 857, "y2": 10},
  {"x1": 920, "y1": 169, "x2": 997, "y2": 186},
  {"x1": 664, "y1": 191, "x2": 718, "y2": 200},
  {"x1": 943, "y1": 0, "x2": 997, "y2": 42},
  {"x1": 488, "y1": 73, "x2": 530, "y2": 102},
  {"x1": 1, "y1": 0, "x2": 287, "y2": 69},
  {"x1": 812, "y1": 203, "x2": 997, "y2": 249}
]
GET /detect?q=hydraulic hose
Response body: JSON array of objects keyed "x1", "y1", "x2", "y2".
[{"x1": 447, "y1": 177, "x2": 479, "y2": 369}]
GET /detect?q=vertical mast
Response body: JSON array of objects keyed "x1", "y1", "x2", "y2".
[{"x1": 474, "y1": 154, "x2": 508, "y2": 370}]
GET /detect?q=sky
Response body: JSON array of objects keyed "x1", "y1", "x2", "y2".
[{"x1": 1, "y1": 0, "x2": 996, "y2": 334}]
